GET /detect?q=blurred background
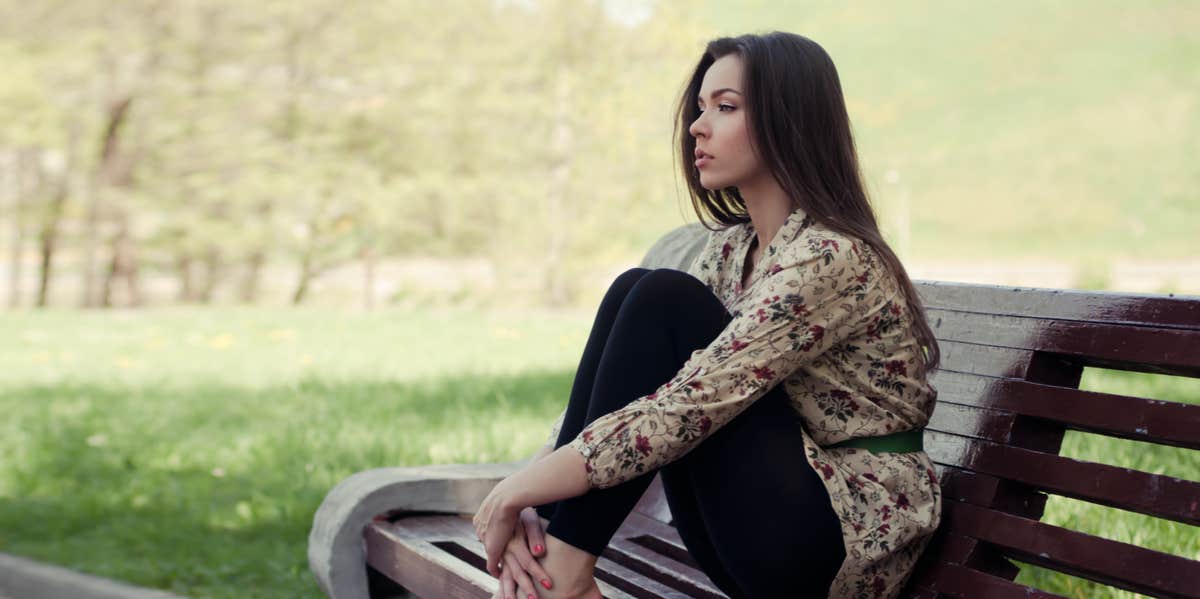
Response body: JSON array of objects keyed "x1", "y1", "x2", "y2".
[{"x1": 1, "y1": 1, "x2": 1196, "y2": 598}]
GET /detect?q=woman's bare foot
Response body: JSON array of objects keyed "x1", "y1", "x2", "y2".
[{"x1": 534, "y1": 532, "x2": 603, "y2": 599}]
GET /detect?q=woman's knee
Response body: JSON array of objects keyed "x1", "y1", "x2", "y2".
[
  {"x1": 623, "y1": 268, "x2": 719, "y2": 315},
  {"x1": 598, "y1": 268, "x2": 651, "y2": 313},
  {"x1": 614, "y1": 267, "x2": 651, "y2": 287}
]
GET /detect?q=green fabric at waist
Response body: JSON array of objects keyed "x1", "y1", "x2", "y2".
[{"x1": 825, "y1": 428, "x2": 925, "y2": 454}]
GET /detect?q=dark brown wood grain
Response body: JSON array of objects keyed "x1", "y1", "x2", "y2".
[
  {"x1": 916, "y1": 281, "x2": 1200, "y2": 330},
  {"x1": 926, "y1": 430, "x2": 1200, "y2": 525},
  {"x1": 908, "y1": 560, "x2": 1070, "y2": 599},
  {"x1": 944, "y1": 500, "x2": 1200, "y2": 599},
  {"x1": 927, "y1": 308, "x2": 1200, "y2": 376},
  {"x1": 929, "y1": 370, "x2": 1200, "y2": 449}
]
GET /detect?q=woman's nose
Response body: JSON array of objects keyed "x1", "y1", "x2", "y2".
[{"x1": 688, "y1": 114, "x2": 706, "y2": 139}]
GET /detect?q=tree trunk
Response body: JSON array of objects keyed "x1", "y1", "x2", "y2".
[
  {"x1": 239, "y1": 249, "x2": 265, "y2": 303},
  {"x1": 239, "y1": 200, "x2": 273, "y2": 303},
  {"x1": 37, "y1": 123, "x2": 79, "y2": 307},
  {"x1": 78, "y1": 172, "x2": 101, "y2": 308},
  {"x1": 176, "y1": 253, "x2": 195, "y2": 302},
  {"x1": 82, "y1": 95, "x2": 135, "y2": 308},
  {"x1": 101, "y1": 212, "x2": 142, "y2": 307},
  {"x1": 291, "y1": 243, "x2": 315, "y2": 305},
  {"x1": 198, "y1": 245, "x2": 221, "y2": 303}
]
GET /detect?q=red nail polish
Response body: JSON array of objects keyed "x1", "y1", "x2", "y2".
[
  {"x1": 534, "y1": 544, "x2": 544, "y2": 554},
  {"x1": 541, "y1": 579, "x2": 552, "y2": 589},
  {"x1": 528, "y1": 594, "x2": 536, "y2": 599}
]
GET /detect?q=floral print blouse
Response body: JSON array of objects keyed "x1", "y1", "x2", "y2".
[{"x1": 546, "y1": 207, "x2": 942, "y2": 598}]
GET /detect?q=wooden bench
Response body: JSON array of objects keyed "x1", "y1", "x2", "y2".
[{"x1": 308, "y1": 223, "x2": 1200, "y2": 599}]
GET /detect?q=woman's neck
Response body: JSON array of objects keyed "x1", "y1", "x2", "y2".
[{"x1": 738, "y1": 175, "x2": 794, "y2": 252}]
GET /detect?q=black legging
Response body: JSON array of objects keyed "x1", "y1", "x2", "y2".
[{"x1": 535, "y1": 268, "x2": 845, "y2": 598}]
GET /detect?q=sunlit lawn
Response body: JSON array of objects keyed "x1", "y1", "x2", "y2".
[
  {"x1": 1, "y1": 307, "x2": 1196, "y2": 598},
  {"x1": 0, "y1": 306, "x2": 591, "y2": 598}
]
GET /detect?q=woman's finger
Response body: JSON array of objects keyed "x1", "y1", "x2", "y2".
[
  {"x1": 481, "y1": 500, "x2": 521, "y2": 578},
  {"x1": 505, "y1": 552, "x2": 539, "y2": 599},
  {"x1": 504, "y1": 525, "x2": 552, "y2": 592},
  {"x1": 520, "y1": 507, "x2": 547, "y2": 557},
  {"x1": 485, "y1": 526, "x2": 508, "y2": 578},
  {"x1": 499, "y1": 565, "x2": 516, "y2": 599},
  {"x1": 514, "y1": 547, "x2": 553, "y2": 592}
]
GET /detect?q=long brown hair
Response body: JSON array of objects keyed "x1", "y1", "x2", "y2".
[{"x1": 673, "y1": 31, "x2": 940, "y2": 372}]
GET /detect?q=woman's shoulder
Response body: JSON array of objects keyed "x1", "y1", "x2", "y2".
[{"x1": 787, "y1": 219, "x2": 875, "y2": 269}]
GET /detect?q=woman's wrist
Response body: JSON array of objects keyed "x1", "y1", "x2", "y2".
[{"x1": 508, "y1": 446, "x2": 591, "y2": 509}]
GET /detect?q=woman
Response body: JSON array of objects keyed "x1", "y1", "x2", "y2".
[{"x1": 473, "y1": 32, "x2": 942, "y2": 599}]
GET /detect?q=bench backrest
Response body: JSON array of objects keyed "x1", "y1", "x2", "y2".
[{"x1": 903, "y1": 281, "x2": 1200, "y2": 598}]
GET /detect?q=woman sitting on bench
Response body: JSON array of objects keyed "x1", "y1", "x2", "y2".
[{"x1": 473, "y1": 31, "x2": 944, "y2": 599}]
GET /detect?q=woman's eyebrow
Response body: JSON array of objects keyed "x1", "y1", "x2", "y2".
[{"x1": 697, "y1": 88, "x2": 742, "y2": 103}]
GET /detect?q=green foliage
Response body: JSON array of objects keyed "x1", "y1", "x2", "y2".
[{"x1": 2, "y1": 1, "x2": 1194, "y2": 308}]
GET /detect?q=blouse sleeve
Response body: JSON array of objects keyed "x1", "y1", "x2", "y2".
[{"x1": 565, "y1": 236, "x2": 875, "y2": 489}]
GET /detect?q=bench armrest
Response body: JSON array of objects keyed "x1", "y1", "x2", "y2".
[{"x1": 308, "y1": 461, "x2": 526, "y2": 599}]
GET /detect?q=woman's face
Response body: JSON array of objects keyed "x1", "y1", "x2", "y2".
[{"x1": 689, "y1": 54, "x2": 764, "y2": 192}]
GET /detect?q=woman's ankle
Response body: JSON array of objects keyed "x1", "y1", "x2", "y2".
[{"x1": 537, "y1": 533, "x2": 599, "y2": 596}]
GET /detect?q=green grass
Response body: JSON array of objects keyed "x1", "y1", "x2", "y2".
[
  {"x1": 2, "y1": 307, "x2": 1198, "y2": 598},
  {"x1": 0, "y1": 307, "x2": 591, "y2": 598}
]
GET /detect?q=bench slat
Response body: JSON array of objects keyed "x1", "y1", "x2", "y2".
[
  {"x1": 917, "y1": 281, "x2": 1200, "y2": 330},
  {"x1": 935, "y1": 465, "x2": 1048, "y2": 519},
  {"x1": 370, "y1": 515, "x2": 652, "y2": 599},
  {"x1": 364, "y1": 517, "x2": 496, "y2": 598},
  {"x1": 927, "y1": 309, "x2": 1200, "y2": 376},
  {"x1": 938, "y1": 340, "x2": 1034, "y2": 378},
  {"x1": 367, "y1": 512, "x2": 730, "y2": 599},
  {"x1": 930, "y1": 370, "x2": 1200, "y2": 449},
  {"x1": 926, "y1": 430, "x2": 1200, "y2": 525},
  {"x1": 604, "y1": 538, "x2": 724, "y2": 598},
  {"x1": 945, "y1": 500, "x2": 1200, "y2": 599},
  {"x1": 909, "y1": 560, "x2": 1069, "y2": 599},
  {"x1": 927, "y1": 400, "x2": 1018, "y2": 444}
]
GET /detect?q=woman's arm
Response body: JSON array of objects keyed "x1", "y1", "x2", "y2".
[{"x1": 564, "y1": 235, "x2": 873, "y2": 491}]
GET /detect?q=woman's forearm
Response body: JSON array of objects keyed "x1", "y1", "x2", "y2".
[{"x1": 506, "y1": 445, "x2": 591, "y2": 509}]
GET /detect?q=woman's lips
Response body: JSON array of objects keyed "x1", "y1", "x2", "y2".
[{"x1": 695, "y1": 156, "x2": 712, "y2": 168}]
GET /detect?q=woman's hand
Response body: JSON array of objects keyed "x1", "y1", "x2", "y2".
[
  {"x1": 492, "y1": 508, "x2": 554, "y2": 599},
  {"x1": 473, "y1": 477, "x2": 524, "y2": 577},
  {"x1": 473, "y1": 447, "x2": 591, "y2": 579}
]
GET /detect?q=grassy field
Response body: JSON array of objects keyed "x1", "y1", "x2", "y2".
[{"x1": 1, "y1": 307, "x2": 1197, "y2": 598}]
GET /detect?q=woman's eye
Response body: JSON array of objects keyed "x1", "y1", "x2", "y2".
[{"x1": 718, "y1": 103, "x2": 735, "y2": 112}]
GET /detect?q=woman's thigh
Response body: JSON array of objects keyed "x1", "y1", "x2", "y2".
[{"x1": 662, "y1": 385, "x2": 846, "y2": 598}]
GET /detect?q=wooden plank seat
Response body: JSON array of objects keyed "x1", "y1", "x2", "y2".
[
  {"x1": 308, "y1": 223, "x2": 1200, "y2": 598},
  {"x1": 363, "y1": 478, "x2": 724, "y2": 599}
]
